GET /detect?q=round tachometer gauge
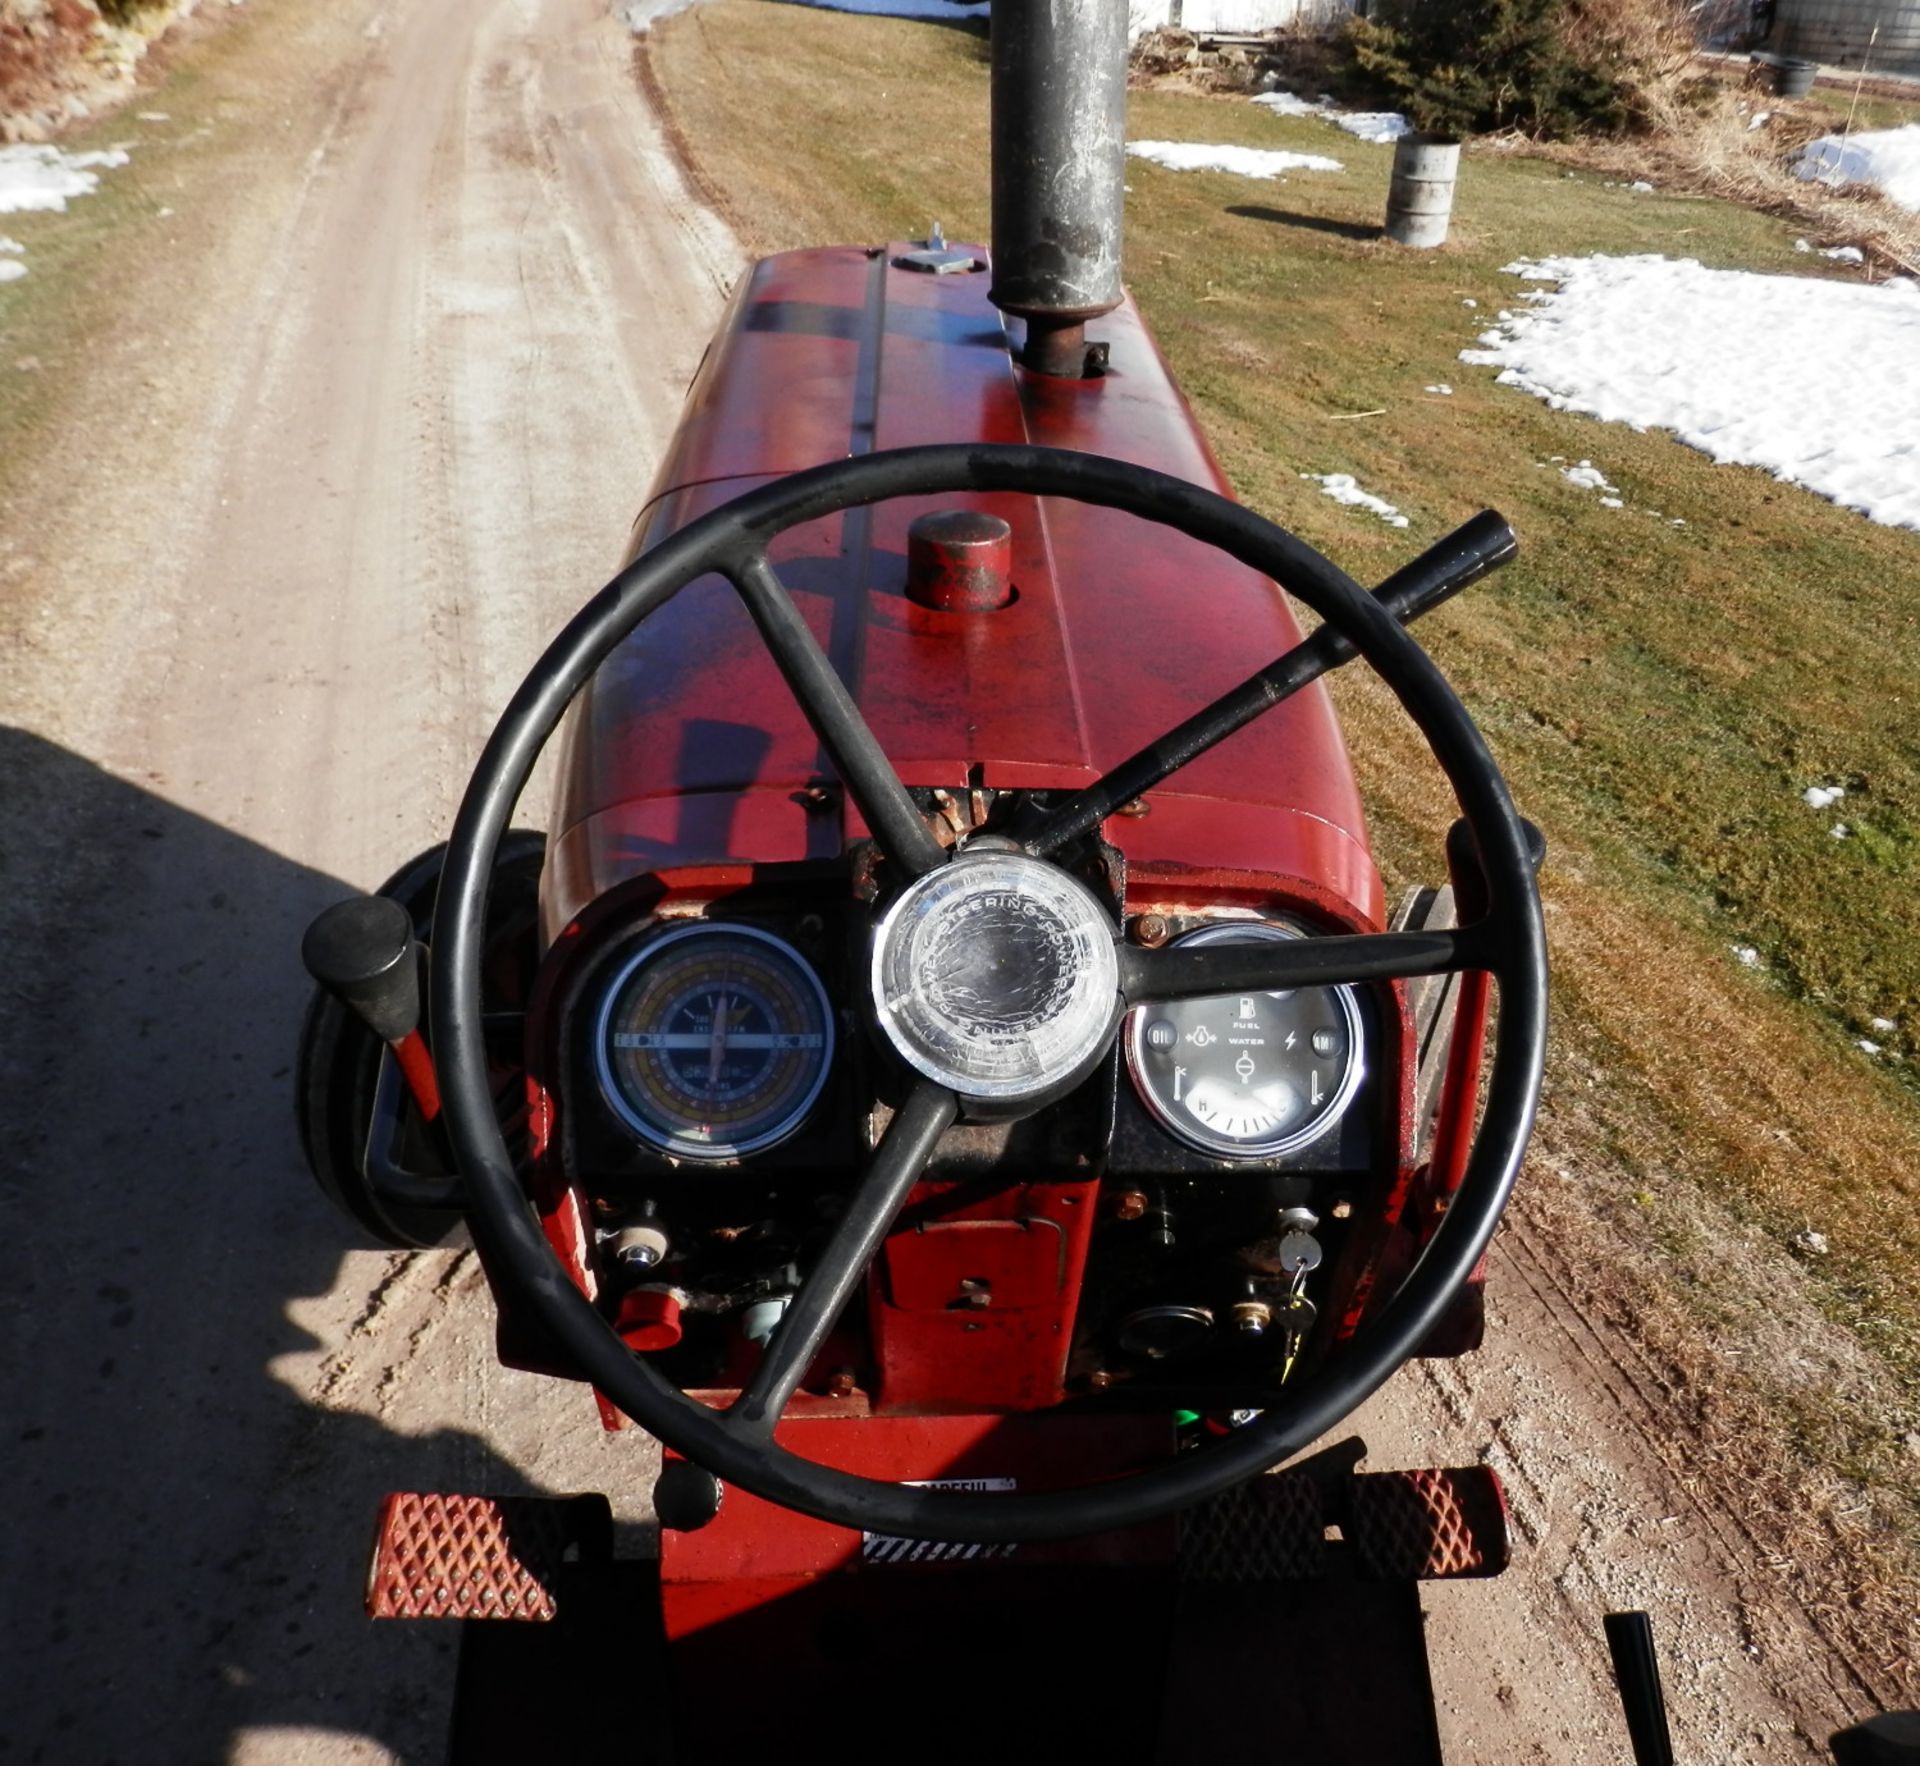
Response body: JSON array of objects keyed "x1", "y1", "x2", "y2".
[
  {"x1": 1125, "y1": 920, "x2": 1364, "y2": 1161},
  {"x1": 595, "y1": 923, "x2": 835, "y2": 1161}
]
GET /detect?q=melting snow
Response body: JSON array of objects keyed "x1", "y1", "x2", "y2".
[
  {"x1": 1251, "y1": 92, "x2": 1330, "y2": 118},
  {"x1": 1302, "y1": 471, "x2": 1410, "y2": 527},
  {"x1": 1831, "y1": 822, "x2": 1852, "y2": 839},
  {"x1": 1732, "y1": 944, "x2": 1762, "y2": 967},
  {"x1": 1857, "y1": 1040, "x2": 1881, "y2": 1056},
  {"x1": 1803, "y1": 783, "x2": 1846, "y2": 809},
  {"x1": 1128, "y1": 141, "x2": 1343, "y2": 178},
  {"x1": 1425, "y1": 383, "x2": 1453, "y2": 394},
  {"x1": 1250, "y1": 92, "x2": 1411, "y2": 142},
  {"x1": 0, "y1": 144, "x2": 130, "y2": 216},
  {"x1": 1460, "y1": 255, "x2": 1920, "y2": 531},
  {"x1": 622, "y1": 0, "x2": 696, "y2": 27},
  {"x1": 1823, "y1": 245, "x2": 1865, "y2": 263},
  {"x1": 0, "y1": 261, "x2": 23, "y2": 285},
  {"x1": 1871, "y1": 1016, "x2": 1897, "y2": 1032},
  {"x1": 1560, "y1": 460, "x2": 1618, "y2": 493},
  {"x1": 1795, "y1": 125, "x2": 1920, "y2": 213}
]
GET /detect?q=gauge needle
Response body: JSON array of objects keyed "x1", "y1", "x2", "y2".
[{"x1": 707, "y1": 992, "x2": 732, "y2": 1090}]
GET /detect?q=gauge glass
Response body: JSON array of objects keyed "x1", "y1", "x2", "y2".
[
  {"x1": 595, "y1": 923, "x2": 834, "y2": 1160},
  {"x1": 1124, "y1": 920, "x2": 1363, "y2": 1161}
]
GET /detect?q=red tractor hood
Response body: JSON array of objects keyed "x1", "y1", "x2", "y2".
[{"x1": 544, "y1": 245, "x2": 1378, "y2": 932}]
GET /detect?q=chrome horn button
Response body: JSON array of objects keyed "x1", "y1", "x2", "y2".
[{"x1": 870, "y1": 850, "x2": 1122, "y2": 1114}]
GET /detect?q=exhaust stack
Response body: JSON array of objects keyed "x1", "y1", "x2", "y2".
[{"x1": 989, "y1": 0, "x2": 1129, "y2": 378}]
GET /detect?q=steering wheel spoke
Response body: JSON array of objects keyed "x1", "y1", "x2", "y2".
[
  {"x1": 1119, "y1": 924, "x2": 1487, "y2": 1007},
  {"x1": 724, "y1": 1079, "x2": 958, "y2": 1441},
  {"x1": 725, "y1": 549, "x2": 948, "y2": 880},
  {"x1": 432, "y1": 441, "x2": 1546, "y2": 1545},
  {"x1": 1024, "y1": 512, "x2": 1518, "y2": 859}
]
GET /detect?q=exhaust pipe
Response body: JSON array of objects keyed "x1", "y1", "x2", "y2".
[{"x1": 989, "y1": 0, "x2": 1129, "y2": 378}]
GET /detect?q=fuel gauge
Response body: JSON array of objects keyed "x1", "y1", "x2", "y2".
[{"x1": 1125, "y1": 920, "x2": 1364, "y2": 1161}]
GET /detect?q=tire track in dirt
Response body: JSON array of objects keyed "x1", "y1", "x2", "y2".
[{"x1": 0, "y1": 0, "x2": 735, "y2": 1757}]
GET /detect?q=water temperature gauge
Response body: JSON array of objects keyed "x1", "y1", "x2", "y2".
[
  {"x1": 1124, "y1": 920, "x2": 1364, "y2": 1161},
  {"x1": 594, "y1": 922, "x2": 834, "y2": 1161}
]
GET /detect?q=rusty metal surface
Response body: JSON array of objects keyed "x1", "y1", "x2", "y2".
[{"x1": 366, "y1": 1492, "x2": 604, "y2": 1622}]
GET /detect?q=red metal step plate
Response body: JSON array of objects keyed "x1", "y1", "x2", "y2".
[{"x1": 366, "y1": 1491, "x2": 611, "y2": 1621}]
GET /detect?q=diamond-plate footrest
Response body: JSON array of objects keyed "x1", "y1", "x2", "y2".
[
  {"x1": 366, "y1": 1491, "x2": 612, "y2": 1621},
  {"x1": 1348, "y1": 1466, "x2": 1509, "y2": 1581},
  {"x1": 1181, "y1": 1470, "x2": 1329, "y2": 1583}
]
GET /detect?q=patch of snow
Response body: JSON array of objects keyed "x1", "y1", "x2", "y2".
[
  {"x1": 136, "y1": 111, "x2": 170, "y2": 123},
  {"x1": 1127, "y1": 141, "x2": 1343, "y2": 178},
  {"x1": 1795, "y1": 125, "x2": 1920, "y2": 213},
  {"x1": 1749, "y1": 110, "x2": 1772, "y2": 130},
  {"x1": 1731, "y1": 944, "x2": 1762, "y2": 967},
  {"x1": 775, "y1": 0, "x2": 988, "y2": 14},
  {"x1": 1251, "y1": 92, "x2": 1332, "y2": 118},
  {"x1": 0, "y1": 261, "x2": 24, "y2": 285},
  {"x1": 1301, "y1": 471, "x2": 1410, "y2": 527},
  {"x1": 1599, "y1": 495, "x2": 1624, "y2": 507},
  {"x1": 1794, "y1": 237, "x2": 1813, "y2": 252},
  {"x1": 1857, "y1": 1039, "x2": 1880, "y2": 1055},
  {"x1": 1870, "y1": 1016, "x2": 1896, "y2": 1033},
  {"x1": 1803, "y1": 783, "x2": 1846, "y2": 809},
  {"x1": 1251, "y1": 91, "x2": 1410, "y2": 142},
  {"x1": 1461, "y1": 255, "x2": 1920, "y2": 531},
  {"x1": 1629, "y1": 180, "x2": 1656, "y2": 193},
  {"x1": 1331, "y1": 112, "x2": 1411, "y2": 144},
  {"x1": 0, "y1": 144, "x2": 131, "y2": 217},
  {"x1": 1831, "y1": 821, "x2": 1852, "y2": 839},
  {"x1": 1821, "y1": 245, "x2": 1864, "y2": 263},
  {"x1": 1461, "y1": 298, "x2": 1478, "y2": 308},
  {"x1": 1425, "y1": 383, "x2": 1453, "y2": 394},
  {"x1": 0, "y1": 237, "x2": 20, "y2": 254},
  {"x1": 1560, "y1": 459, "x2": 1619, "y2": 494},
  {"x1": 1792, "y1": 1228, "x2": 1831, "y2": 1254},
  {"x1": 624, "y1": 0, "x2": 698, "y2": 28}
]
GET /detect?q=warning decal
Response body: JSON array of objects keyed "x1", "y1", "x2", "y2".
[{"x1": 861, "y1": 1478, "x2": 1018, "y2": 1563}]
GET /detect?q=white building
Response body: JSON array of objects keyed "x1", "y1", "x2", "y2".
[{"x1": 1129, "y1": 0, "x2": 1353, "y2": 33}]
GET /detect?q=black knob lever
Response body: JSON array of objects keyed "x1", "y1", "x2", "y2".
[
  {"x1": 302, "y1": 895, "x2": 422, "y2": 1046},
  {"x1": 1604, "y1": 1611, "x2": 1677, "y2": 1766}
]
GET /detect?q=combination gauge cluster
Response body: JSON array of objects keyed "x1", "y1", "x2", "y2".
[
  {"x1": 1123, "y1": 920, "x2": 1365, "y2": 1161},
  {"x1": 593, "y1": 922, "x2": 836, "y2": 1161}
]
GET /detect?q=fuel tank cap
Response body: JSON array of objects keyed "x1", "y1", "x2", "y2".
[{"x1": 870, "y1": 849, "x2": 1121, "y2": 1117}]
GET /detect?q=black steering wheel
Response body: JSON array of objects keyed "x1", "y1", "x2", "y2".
[{"x1": 430, "y1": 443, "x2": 1547, "y2": 1543}]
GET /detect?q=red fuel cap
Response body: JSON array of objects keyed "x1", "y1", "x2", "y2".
[
  {"x1": 616, "y1": 1287, "x2": 684, "y2": 1353},
  {"x1": 905, "y1": 509, "x2": 1013, "y2": 613}
]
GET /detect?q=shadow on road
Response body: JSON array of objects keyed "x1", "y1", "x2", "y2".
[{"x1": 0, "y1": 727, "x2": 642, "y2": 1765}]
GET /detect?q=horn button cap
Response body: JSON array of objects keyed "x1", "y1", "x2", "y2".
[{"x1": 871, "y1": 850, "x2": 1122, "y2": 1117}]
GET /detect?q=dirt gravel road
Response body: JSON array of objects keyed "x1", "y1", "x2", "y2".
[
  {"x1": 0, "y1": 0, "x2": 1888, "y2": 1760},
  {"x1": 0, "y1": 0, "x2": 734, "y2": 1756}
]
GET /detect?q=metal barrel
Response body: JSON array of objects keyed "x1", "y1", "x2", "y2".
[
  {"x1": 989, "y1": 0, "x2": 1128, "y2": 366},
  {"x1": 1385, "y1": 134, "x2": 1461, "y2": 250}
]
